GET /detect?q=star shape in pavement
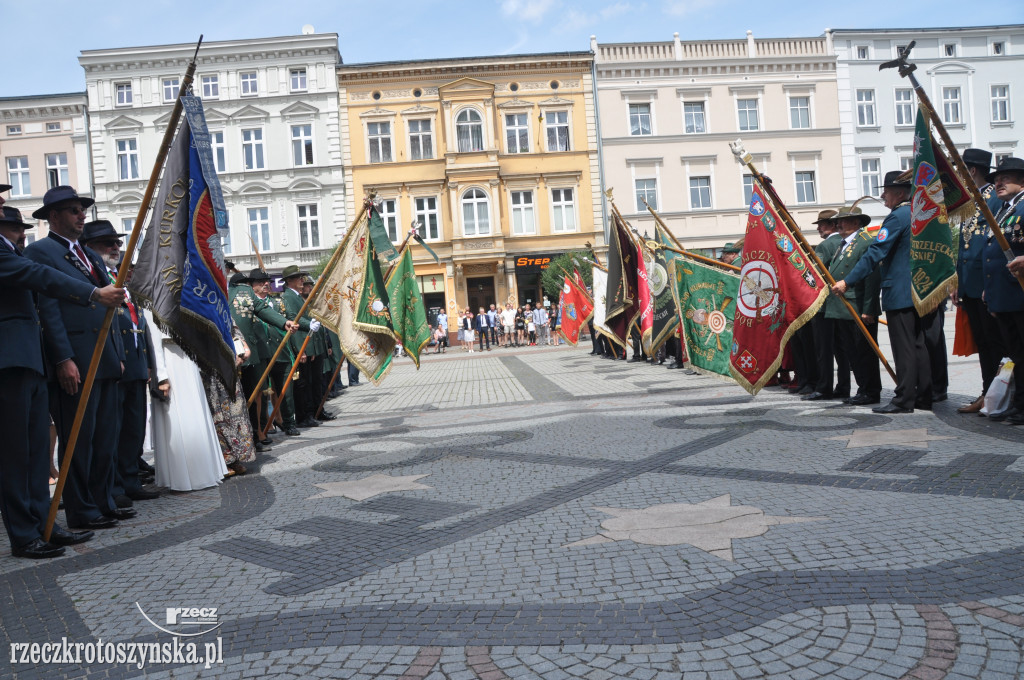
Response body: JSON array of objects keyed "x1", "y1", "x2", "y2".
[
  {"x1": 826, "y1": 428, "x2": 955, "y2": 450},
  {"x1": 307, "y1": 473, "x2": 432, "y2": 501},
  {"x1": 564, "y1": 494, "x2": 824, "y2": 561}
]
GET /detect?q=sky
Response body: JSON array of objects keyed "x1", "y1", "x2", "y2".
[{"x1": 2, "y1": 0, "x2": 1021, "y2": 98}]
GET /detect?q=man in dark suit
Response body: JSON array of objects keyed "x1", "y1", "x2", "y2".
[
  {"x1": 804, "y1": 210, "x2": 847, "y2": 401},
  {"x1": 24, "y1": 186, "x2": 133, "y2": 530},
  {"x1": 280, "y1": 265, "x2": 324, "y2": 427},
  {"x1": 0, "y1": 203, "x2": 125, "y2": 557}
]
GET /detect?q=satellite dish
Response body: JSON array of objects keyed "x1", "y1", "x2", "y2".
[{"x1": 301, "y1": 24, "x2": 315, "y2": 35}]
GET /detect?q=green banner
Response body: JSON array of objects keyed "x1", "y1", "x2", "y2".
[
  {"x1": 368, "y1": 204, "x2": 399, "y2": 263},
  {"x1": 669, "y1": 255, "x2": 740, "y2": 380},
  {"x1": 909, "y1": 108, "x2": 958, "y2": 315},
  {"x1": 646, "y1": 223, "x2": 682, "y2": 354},
  {"x1": 385, "y1": 248, "x2": 432, "y2": 369}
]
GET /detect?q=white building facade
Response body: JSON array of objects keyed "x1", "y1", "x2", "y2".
[{"x1": 79, "y1": 33, "x2": 345, "y2": 273}]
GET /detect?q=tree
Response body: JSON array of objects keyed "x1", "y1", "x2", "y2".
[{"x1": 541, "y1": 249, "x2": 593, "y2": 300}]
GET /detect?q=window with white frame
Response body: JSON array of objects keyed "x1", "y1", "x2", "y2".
[
  {"x1": 241, "y1": 128, "x2": 265, "y2": 170},
  {"x1": 545, "y1": 111, "x2": 570, "y2": 151},
  {"x1": 992, "y1": 85, "x2": 1010, "y2": 123},
  {"x1": 635, "y1": 178, "x2": 658, "y2": 211},
  {"x1": 45, "y1": 153, "x2": 69, "y2": 189},
  {"x1": 162, "y1": 77, "x2": 180, "y2": 103},
  {"x1": 291, "y1": 124, "x2": 314, "y2": 166},
  {"x1": 551, "y1": 188, "x2": 576, "y2": 232},
  {"x1": 794, "y1": 171, "x2": 816, "y2": 204},
  {"x1": 856, "y1": 90, "x2": 876, "y2": 127},
  {"x1": 46, "y1": 122, "x2": 61, "y2": 133},
  {"x1": 689, "y1": 176, "x2": 712, "y2": 209},
  {"x1": 855, "y1": 46, "x2": 869, "y2": 60},
  {"x1": 461, "y1": 188, "x2": 490, "y2": 235},
  {"x1": 247, "y1": 207, "x2": 270, "y2": 251},
  {"x1": 737, "y1": 99, "x2": 759, "y2": 131},
  {"x1": 899, "y1": 156, "x2": 913, "y2": 171},
  {"x1": 861, "y1": 158, "x2": 881, "y2": 197},
  {"x1": 996, "y1": 153, "x2": 1012, "y2": 165},
  {"x1": 6, "y1": 124, "x2": 20, "y2": 135},
  {"x1": 115, "y1": 82, "x2": 133, "y2": 106},
  {"x1": 116, "y1": 138, "x2": 140, "y2": 180},
  {"x1": 297, "y1": 204, "x2": 320, "y2": 248},
  {"x1": 7, "y1": 157, "x2": 29, "y2": 196},
  {"x1": 240, "y1": 71, "x2": 258, "y2": 96},
  {"x1": 943, "y1": 43, "x2": 957, "y2": 58},
  {"x1": 380, "y1": 199, "x2": 399, "y2": 241},
  {"x1": 414, "y1": 196, "x2": 439, "y2": 240},
  {"x1": 211, "y1": 130, "x2": 226, "y2": 173},
  {"x1": 221, "y1": 226, "x2": 232, "y2": 254},
  {"x1": 510, "y1": 190, "x2": 535, "y2": 235},
  {"x1": 505, "y1": 113, "x2": 529, "y2": 153},
  {"x1": 121, "y1": 218, "x2": 134, "y2": 236},
  {"x1": 289, "y1": 68, "x2": 307, "y2": 92},
  {"x1": 629, "y1": 103, "x2": 652, "y2": 136},
  {"x1": 367, "y1": 121, "x2": 392, "y2": 163},
  {"x1": 456, "y1": 109, "x2": 484, "y2": 152},
  {"x1": 789, "y1": 96, "x2": 810, "y2": 129},
  {"x1": 742, "y1": 174, "x2": 755, "y2": 206},
  {"x1": 683, "y1": 102, "x2": 706, "y2": 134},
  {"x1": 201, "y1": 75, "x2": 219, "y2": 99},
  {"x1": 942, "y1": 87, "x2": 962, "y2": 124},
  {"x1": 408, "y1": 119, "x2": 432, "y2": 160},
  {"x1": 895, "y1": 89, "x2": 914, "y2": 126}
]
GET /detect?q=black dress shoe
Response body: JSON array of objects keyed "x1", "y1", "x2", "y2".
[
  {"x1": 831, "y1": 393, "x2": 850, "y2": 401},
  {"x1": 70, "y1": 516, "x2": 118, "y2": 530},
  {"x1": 1006, "y1": 411, "x2": 1024, "y2": 426},
  {"x1": 848, "y1": 394, "x2": 881, "y2": 406},
  {"x1": 140, "y1": 474, "x2": 155, "y2": 486},
  {"x1": 285, "y1": 426, "x2": 301, "y2": 436},
  {"x1": 260, "y1": 437, "x2": 273, "y2": 446},
  {"x1": 114, "y1": 494, "x2": 134, "y2": 508},
  {"x1": 801, "y1": 391, "x2": 831, "y2": 401},
  {"x1": 317, "y1": 412, "x2": 337, "y2": 421},
  {"x1": 298, "y1": 417, "x2": 320, "y2": 428},
  {"x1": 914, "y1": 401, "x2": 933, "y2": 411},
  {"x1": 932, "y1": 392, "x2": 948, "y2": 403},
  {"x1": 127, "y1": 488, "x2": 160, "y2": 501},
  {"x1": 11, "y1": 538, "x2": 65, "y2": 559},
  {"x1": 873, "y1": 402, "x2": 914, "y2": 414},
  {"x1": 103, "y1": 507, "x2": 136, "y2": 520},
  {"x1": 138, "y1": 461, "x2": 156, "y2": 474},
  {"x1": 989, "y1": 407, "x2": 1021, "y2": 422},
  {"x1": 49, "y1": 525, "x2": 94, "y2": 546},
  {"x1": 797, "y1": 385, "x2": 815, "y2": 395}
]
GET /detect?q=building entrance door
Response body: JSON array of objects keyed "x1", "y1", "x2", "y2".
[{"x1": 467, "y1": 276, "x2": 495, "y2": 313}]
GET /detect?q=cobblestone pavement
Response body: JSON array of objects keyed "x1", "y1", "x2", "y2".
[{"x1": 3, "y1": 326, "x2": 1023, "y2": 679}]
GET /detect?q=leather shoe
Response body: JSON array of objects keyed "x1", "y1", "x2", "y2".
[
  {"x1": 11, "y1": 538, "x2": 65, "y2": 559},
  {"x1": 285, "y1": 426, "x2": 301, "y2": 436},
  {"x1": 848, "y1": 394, "x2": 881, "y2": 406},
  {"x1": 914, "y1": 401, "x2": 933, "y2": 411},
  {"x1": 873, "y1": 402, "x2": 914, "y2": 414},
  {"x1": 255, "y1": 442, "x2": 271, "y2": 453},
  {"x1": 48, "y1": 525, "x2": 93, "y2": 546},
  {"x1": 260, "y1": 437, "x2": 273, "y2": 446},
  {"x1": 140, "y1": 473, "x2": 155, "y2": 485},
  {"x1": 832, "y1": 392, "x2": 851, "y2": 400},
  {"x1": 127, "y1": 488, "x2": 159, "y2": 501},
  {"x1": 989, "y1": 407, "x2": 1021, "y2": 422},
  {"x1": 298, "y1": 417, "x2": 320, "y2": 428},
  {"x1": 138, "y1": 461, "x2": 156, "y2": 474},
  {"x1": 801, "y1": 391, "x2": 831, "y2": 401},
  {"x1": 70, "y1": 516, "x2": 118, "y2": 530},
  {"x1": 114, "y1": 494, "x2": 134, "y2": 508},
  {"x1": 317, "y1": 412, "x2": 337, "y2": 421},
  {"x1": 957, "y1": 396, "x2": 985, "y2": 414},
  {"x1": 932, "y1": 392, "x2": 948, "y2": 402},
  {"x1": 104, "y1": 507, "x2": 136, "y2": 520},
  {"x1": 797, "y1": 385, "x2": 814, "y2": 395},
  {"x1": 1006, "y1": 411, "x2": 1024, "y2": 426}
]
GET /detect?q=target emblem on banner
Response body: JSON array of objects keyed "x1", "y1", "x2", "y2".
[
  {"x1": 707, "y1": 309, "x2": 728, "y2": 334},
  {"x1": 736, "y1": 259, "x2": 779, "y2": 319}
]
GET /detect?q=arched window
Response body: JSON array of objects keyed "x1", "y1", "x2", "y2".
[
  {"x1": 461, "y1": 188, "x2": 490, "y2": 236},
  {"x1": 456, "y1": 109, "x2": 484, "y2": 152}
]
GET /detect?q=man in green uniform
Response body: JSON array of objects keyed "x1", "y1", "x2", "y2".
[{"x1": 280, "y1": 265, "x2": 328, "y2": 427}]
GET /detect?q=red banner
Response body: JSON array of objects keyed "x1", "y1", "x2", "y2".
[{"x1": 558, "y1": 274, "x2": 594, "y2": 346}]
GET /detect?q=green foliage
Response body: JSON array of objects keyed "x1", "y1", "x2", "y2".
[
  {"x1": 541, "y1": 249, "x2": 594, "y2": 300},
  {"x1": 310, "y1": 250, "x2": 334, "y2": 279}
]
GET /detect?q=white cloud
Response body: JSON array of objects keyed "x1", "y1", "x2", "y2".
[
  {"x1": 663, "y1": 0, "x2": 724, "y2": 16},
  {"x1": 501, "y1": 0, "x2": 558, "y2": 22}
]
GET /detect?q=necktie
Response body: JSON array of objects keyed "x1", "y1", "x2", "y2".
[{"x1": 73, "y1": 243, "x2": 95, "y2": 277}]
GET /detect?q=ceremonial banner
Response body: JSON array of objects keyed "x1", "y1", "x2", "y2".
[
  {"x1": 603, "y1": 215, "x2": 636, "y2": 349},
  {"x1": 368, "y1": 206, "x2": 399, "y2": 264},
  {"x1": 385, "y1": 247, "x2": 431, "y2": 368},
  {"x1": 636, "y1": 238, "x2": 655, "y2": 353},
  {"x1": 558, "y1": 273, "x2": 594, "y2": 346},
  {"x1": 591, "y1": 266, "x2": 614, "y2": 340},
  {"x1": 308, "y1": 211, "x2": 396, "y2": 385},
  {"x1": 647, "y1": 222, "x2": 683, "y2": 355},
  {"x1": 131, "y1": 95, "x2": 236, "y2": 394},
  {"x1": 669, "y1": 255, "x2": 740, "y2": 380},
  {"x1": 729, "y1": 182, "x2": 828, "y2": 395},
  {"x1": 910, "y1": 108, "x2": 958, "y2": 316}
]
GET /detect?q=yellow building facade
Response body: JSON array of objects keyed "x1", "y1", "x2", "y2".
[{"x1": 338, "y1": 52, "x2": 604, "y2": 322}]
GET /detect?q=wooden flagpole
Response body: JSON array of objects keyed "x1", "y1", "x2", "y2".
[
  {"x1": 641, "y1": 199, "x2": 742, "y2": 272},
  {"x1": 260, "y1": 333, "x2": 312, "y2": 440},
  {"x1": 44, "y1": 37, "x2": 204, "y2": 542}
]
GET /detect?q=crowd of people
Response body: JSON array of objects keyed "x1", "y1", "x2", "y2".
[{"x1": 432, "y1": 302, "x2": 564, "y2": 353}]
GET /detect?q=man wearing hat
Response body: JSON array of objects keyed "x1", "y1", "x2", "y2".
[
  {"x1": 953, "y1": 150, "x2": 1007, "y2": 414},
  {"x1": 982, "y1": 157, "x2": 1024, "y2": 425},
  {"x1": 0, "y1": 205, "x2": 126, "y2": 557},
  {"x1": 281, "y1": 265, "x2": 327, "y2": 427},
  {"x1": 833, "y1": 171, "x2": 931, "y2": 414},
  {"x1": 825, "y1": 205, "x2": 881, "y2": 405},
  {"x1": 25, "y1": 186, "x2": 134, "y2": 529},
  {"x1": 258, "y1": 277, "x2": 302, "y2": 436},
  {"x1": 720, "y1": 242, "x2": 742, "y2": 266},
  {"x1": 81, "y1": 220, "x2": 159, "y2": 505},
  {"x1": 804, "y1": 210, "x2": 850, "y2": 401}
]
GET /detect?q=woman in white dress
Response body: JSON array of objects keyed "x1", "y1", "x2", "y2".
[{"x1": 146, "y1": 310, "x2": 229, "y2": 490}]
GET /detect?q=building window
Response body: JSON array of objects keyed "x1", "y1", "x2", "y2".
[
  {"x1": 856, "y1": 89, "x2": 876, "y2": 127},
  {"x1": 861, "y1": 158, "x2": 881, "y2": 197},
  {"x1": 289, "y1": 68, "x2": 307, "y2": 92},
  {"x1": 240, "y1": 71, "x2": 258, "y2": 96},
  {"x1": 743, "y1": 174, "x2": 755, "y2": 206},
  {"x1": 222, "y1": 226, "x2": 232, "y2": 255},
  {"x1": 545, "y1": 111, "x2": 570, "y2": 151},
  {"x1": 291, "y1": 124, "x2": 314, "y2": 166},
  {"x1": 115, "y1": 82, "x2": 133, "y2": 106},
  {"x1": 367, "y1": 121, "x2": 392, "y2": 163},
  {"x1": 629, "y1": 103, "x2": 652, "y2": 136},
  {"x1": 456, "y1": 109, "x2": 484, "y2": 152},
  {"x1": 6, "y1": 124, "x2": 21, "y2": 135},
  {"x1": 855, "y1": 46, "x2": 869, "y2": 60},
  {"x1": 211, "y1": 131, "x2": 226, "y2": 173},
  {"x1": 992, "y1": 41, "x2": 1005, "y2": 56},
  {"x1": 996, "y1": 153, "x2": 1012, "y2": 166},
  {"x1": 943, "y1": 43, "x2": 957, "y2": 58},
  {"x1": 162, "y1": 77, "x2": 180, "y2": 103},
  {"x1": 461, "y1": 188, "x2": 490, "y2": 236},
  {"x1": 737, "y1": 99, "x2": 759, "y2": 131},
  {"x1": 45, "y1": 153, "x2": 69, "y2": 189},
  {"x1": 794, "y1": 171, "x2": 816, "y2": 204},
  {"x1": 121, "y1": 218, "x2": 135, "y2": 235},
  {"x1": 297, "y1": 204, "x2": 320, "y2": 249},
  {"x1": 414, "y1": 196, "x2": 439, "y2": 240},
  {"x1": 635, "y1": 178, "x2": 658, "y2": 211},
  {"x1": 689, "y1": 176, "x2": 712, "y2": 209},
  {"x1": 510, "y1": 190, "x2": 535, "y2": 235},
  {"x1": 380, "y1": 199, "x2": 399, "y2": 241},
  {"x1": 201, "y1": 75, "x2": 219, "y2": 99},
  {"x1": 942, "y1": 87, "x2": 961, "y2": 124},
  {"x1": 116, "y1": 138, "x2": 140, "y2": 180},
  {"x1": 247, "y1": 207, "x2": 270, "y2": 251},
  {"x1": 46, "y1": 122, "x2": 61, "y2": 133},
  {"x1": 683, "y1": 102, "x2": 706, "y2": 134},
  {"x1": 551, "y1": 188, "x2": 576, "y2": 232},
  {"x1": 992, "y1": 85, "x2": 1011, "y2": 123},
  {"x1": 7, "y1": 157, "x2": 30, "y2": 196},
  {"x1": 504, "y1": 113, "x2": 529, "y2": 154},
  {"x1": 789, "y1": 96, "x2": 810, "y2": 129},
  {"x1": 241, "y1": 128, "x2": 265, "y2": 170},
  {"x1": 408, "y1": 119, "x2": 432, "y2": 160},
  {"x1": 895, "y1": 89, "x2": 914, "y2": 126},
  {"x1": 900, "y1": 156, "x2": 914, "y2": 171}
]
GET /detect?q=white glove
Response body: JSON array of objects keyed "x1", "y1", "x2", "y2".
[{"x1": 309, "y1": 319, "x2": 321, "y2": 333}]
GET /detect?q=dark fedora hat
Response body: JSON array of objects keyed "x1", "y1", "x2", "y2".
[
  {"x1": 987, "y1": 157, "x2": 1024, "y2": 183},
  {"x1": 0, "y1": 184, "x2": 11, "y2": 194},
  {"x1": 882, "y1": 170, "x2": 912, "y2": 189},
  {"x1": 963, "y1": 148, "x2": 993, "y2": 171},
  {"x1": 0, "y1": 205, "x2": 30, "y2": 228},
  {"x1": 229, "y1": 272, "x2": 247, "y2": 286},
  {"x1": 80, "y1": 220, "x2": 120, "y2": 244},
  {"x1": 247, "y1": 268, "x2": 271, "y2": 282},
  {"x1": 833, "y1": 205, "x2": 872, "y2": 228},
  {"x1": 281, "y1": 264, "x2": 308, "y2": 280},
  {"x1": 32, "y1": 185, "x2": 95, "y2": 220}
]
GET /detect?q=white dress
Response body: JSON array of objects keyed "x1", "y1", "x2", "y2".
[{"x1": 146, "y1": 311, "x2": 229, "y2": 491}]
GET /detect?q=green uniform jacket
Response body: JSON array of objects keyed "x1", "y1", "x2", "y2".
[
  {"x1": 282, "y1": 287, "x2": 326, "y2": 358},
  {"x1": 323, "y1": 329, "x2": 341, "y2": 374},
  {"x1": 824, "y1": 229, "x2": 882, "y2": 321},
  {"x1": 262, "y1": 293, "x2": 295, "y2": 364},
  {"x1": 230, "y1": 284, "x2": 291, "y2": 368}
]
